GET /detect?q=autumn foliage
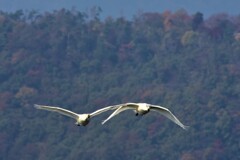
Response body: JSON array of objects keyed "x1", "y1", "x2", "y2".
[{"x1": 0, "y1": 9, "x2": 239, "y2": 159}]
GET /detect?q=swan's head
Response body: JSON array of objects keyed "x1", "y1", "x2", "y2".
[
  {"x1": 76, "y1": 114, "x2": 90, "y2": 126},
  {"x1": 137, "y1": 103, "x2": 150, "y2": 115}
]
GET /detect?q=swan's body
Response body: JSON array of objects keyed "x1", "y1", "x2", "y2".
[
  {"x1": 34, "y1": 104, "x2": 118, "y2": 126},
  {"x1": 102, "y1": 103, "x2": 189, "y2": 130}
]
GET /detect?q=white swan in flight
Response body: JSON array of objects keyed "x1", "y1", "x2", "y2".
[
  {"x1": 34, "y1": 104, "x2": 118, "y2": 126},
  {"x1": 102, "y1": 103, "x2": 189, "y2": 130}
]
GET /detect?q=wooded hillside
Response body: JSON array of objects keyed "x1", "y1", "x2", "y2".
[{"x1": 0, "y1": 9, "x2": 239, "y2": 160}]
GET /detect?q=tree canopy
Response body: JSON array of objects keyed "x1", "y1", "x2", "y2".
[{"x1": 0, "y1": 9, "x2": 239, "y2": 160}]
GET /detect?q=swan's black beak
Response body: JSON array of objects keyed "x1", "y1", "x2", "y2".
[{"x1": 75, "y1": 122, "x2": 81, "y2": 126}]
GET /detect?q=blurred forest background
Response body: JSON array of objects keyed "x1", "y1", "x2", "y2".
[{"x1": 0, "y1": 8, "x2": 239, "y2": 160}]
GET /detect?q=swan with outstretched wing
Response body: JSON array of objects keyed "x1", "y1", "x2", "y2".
[
  {"x1": 102, "y1": 103, "x2": 189, "y2": 130},
  {"x1": 34, "y1": 104, "x2": 119, "y2": 126}
]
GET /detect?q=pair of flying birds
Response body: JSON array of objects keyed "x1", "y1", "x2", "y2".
[{"x1": 34, "y1": 103, "x2": 189, "y2": 130}]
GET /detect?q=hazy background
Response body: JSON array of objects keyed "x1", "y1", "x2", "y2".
[{"x1": 1, "y1": 0, "x2": 240, "y2": 18}]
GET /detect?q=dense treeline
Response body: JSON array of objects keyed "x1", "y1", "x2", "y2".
[{"x1": 0, "y1": 9, "x2": 239, "y2": 160}]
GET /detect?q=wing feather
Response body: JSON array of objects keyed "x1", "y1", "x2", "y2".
[
  {"x1": 34, "y1": 104, "x2": 79, "y2": 120},
  {"x1": 89, "y1": 104, "x2": 122, "y2": 117},
  {"x1": 101, "y1": 103, "x2": 138, "y2": 124},
  {"x1": 150, "y1": 104, "x2": 189, "y2": 130}
]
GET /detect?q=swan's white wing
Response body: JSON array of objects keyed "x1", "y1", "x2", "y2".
[
  {"x1": 149, "y1": 104, "x2": 189, "y2": 130},
  {"x1": 34, "y1": 104, "x2": 79, "y2": 120},
  {"x1": 89, "y1": 105, "x2": 121, "y2": 118},
  {"x1": 101, "y1": 103, "x2": 138, "y2": 124}
]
